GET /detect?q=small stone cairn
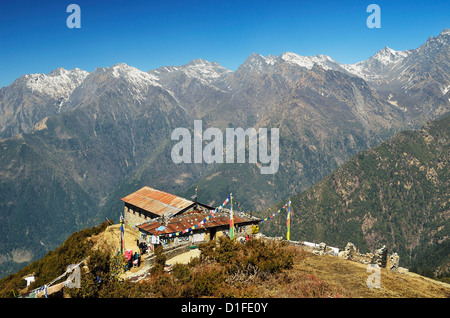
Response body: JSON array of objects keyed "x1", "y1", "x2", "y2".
[
  {"x1": 338, "y1": 242, "x2": 357, "y2": 260},
  {"x1": 371, "y1": 245, "x2": 388, "y2": 268}
]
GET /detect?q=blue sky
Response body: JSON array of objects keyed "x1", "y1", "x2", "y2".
[{"x1": 0, "y1": 0, "x2": 448, "y2": 88}]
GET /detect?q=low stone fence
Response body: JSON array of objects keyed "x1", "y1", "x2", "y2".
[
  {"x1": 336, "y1": 242, "x2": 401, "y2": 271},
  {"x1": 254, "y1": 234, "x2": 403, "y2": 272}
]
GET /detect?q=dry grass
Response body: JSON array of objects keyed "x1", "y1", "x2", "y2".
[
  {"x1": 90, "y1": 224, "x2": 140, "y2": 254},
  {"x1": 208, "y1": 245, "x2": 450, "y2": 298},
  {"x1": 288, "y1": 251, "x2": 450, "y2": 298},
  {"x1": 88, "y1": 226, "x2": 450, "y2": 298}
]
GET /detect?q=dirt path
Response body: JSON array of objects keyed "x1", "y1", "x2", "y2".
[
  {"x1": 166, "y1": 249, "x2": 201, "y2": 265},
  {"x1": 97, "y1": 223, "x2": 141, "y2": 253}
]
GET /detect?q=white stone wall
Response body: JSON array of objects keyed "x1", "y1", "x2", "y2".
[{"x1": 124, "y1": 205, "x2": 153, "y2": 226}]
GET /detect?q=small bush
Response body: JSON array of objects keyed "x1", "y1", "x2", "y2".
[
  {"x1": 197, "y1": 237, "x2": 294, "y2": 276},
  {"x1": 172, "y1": 263, "x2": 191, "y2": 284},
  {"x1": 197, "y1": 239, "x2": 216, "y2": 263},
  {"x1": 182, "y1": 264, "x2": 227, "y2": 297}
]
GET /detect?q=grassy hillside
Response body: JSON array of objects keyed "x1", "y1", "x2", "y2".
[
  {"x1": 1, "y1": 223, "x2": 449, "y2": 298},
  {"x1": 260, "y1": 113, "x2": 449, "y2": 280},
  {"x1": 0, "y1": 221, "x2": 109, "y2": 297}
]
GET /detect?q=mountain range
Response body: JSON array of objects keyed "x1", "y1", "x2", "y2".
[{"x1": 0, "y1": 28, "x2": 448, "y2": 277}]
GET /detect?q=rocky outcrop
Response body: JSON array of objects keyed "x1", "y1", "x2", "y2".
[
  {"x1": 371, "y1": 245, "x2": 388, "y2": 268},
  {"x1": 257, "y1": 233, "x2": 402, "y2": 271},
  {"x1": 388, "y1": 253, "x2": 400, "y2": 272},
  {"x1": 338, "y1": 242, "x2": 357, "y2": 260},
  {"x1": 336, "y1": 242, "x2": 400, "y2": 270}
]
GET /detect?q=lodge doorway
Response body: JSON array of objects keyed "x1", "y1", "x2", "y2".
[{"x1": 209, "y1": 228, "x2": 217, "y2": 241}]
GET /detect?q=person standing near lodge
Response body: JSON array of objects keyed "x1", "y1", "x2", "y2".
[{"x1": 138, "y1": 241, "x2": 147, "y2": 254}]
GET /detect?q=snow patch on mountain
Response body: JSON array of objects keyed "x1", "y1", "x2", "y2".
[
  {"x1": 24, "y1": 68, "x2": 89, "y2": 99},
  {"x1": 150, "y1": 58, "x2": 232, "y2": 85},
  {"x1": 184, "y1": 58, "x2": 232, "y2": 80},
  {"x1": 371, "y1": 47, "x2": 410, "y2": 65},
  {"x1": 239, "y1": 52, "x2": 342, "y2": 73},
  {"x1": 238, "y1": 53, "x2": 270, "y2": 72},
  {"x1": 341, "y1": 47, "x2": 411, "y2": 81},
  {"x1": 61, "y1": 63, "x2": 165, "y2": 111},
  {"x1": 109, "y1": 63, "x2": 160, "y2": 88},
  {"x1": 279, "y1": 52, "x2": 340, "y2": 70}
]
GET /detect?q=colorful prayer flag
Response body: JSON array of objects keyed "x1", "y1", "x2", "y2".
[
  {"x1": 286, "y1": 201, "x2": 291, "y2": 241},
  {"x1": 229, "y1": 194, "x2": 234, "y2": 239},
  {"x1": 120, "y1": 222, "x2": 125, "y2": 254}
]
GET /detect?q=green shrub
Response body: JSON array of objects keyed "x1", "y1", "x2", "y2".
[
  {"x1": 183, "y1": 264, "x2": 226, "y2": 297},
  {"x1": 172, "y1": 263, "x2": 191, "y2": 284},
  {"x1": 198, "y1": 237, "x2": 294, "y2": 276}
]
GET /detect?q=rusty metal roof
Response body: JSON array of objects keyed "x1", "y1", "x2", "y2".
[
  {"x1": 120, "y1": 186, "x2": 194, "y2": 217},
  {"x1": 137, "y1": 210, "x2": 259, "y2": 236}
]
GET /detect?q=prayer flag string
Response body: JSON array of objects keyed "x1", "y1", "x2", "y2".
[
  {"x1": 259, "y1": 201, "x2": 291, "y2": 223},
  {"x1": 144, "y1": 192, "x2": 290, "y2": 239},
  {"x1": 230, "y1": 193, "x2": 234, "y2": 239},
  {"x1": 153, "y1": 193, "x2": 233, "y2": 238}
]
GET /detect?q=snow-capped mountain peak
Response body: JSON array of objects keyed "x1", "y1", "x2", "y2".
[
  {"x1": 239, "y1": 52, "x2": 341, "y2": 73},
  {"x1": 149, "y1": 58, "x2": 232, "y2": 86},
  {"x1": 237, "y1": 53, "x2": 272, "y2": 72},
  {"x1": 62, "y1": 63, "x2": 163, "y2": 110},
  {"x1": 280, "y1": 52, "x2": 317, "y2": 68},
  {"x1": 21, "y1": 67, "x2": 89, "y2": 99},
  {"x1": 340, "y1": 46, "x2": 412, "y2": 81},
  {"x1": 107, "y1": 63, "x2": 160, "y2": 87},
  {"x1": 280, "y1": 52, "x2": 340, "y2": 70},
  {"x1": 182, "y1": 58, "x2": 232, "y2": 80},
  {"x1": 0, "y1": 67, "x2": 89, "y2": 137},
  {"x1": 417, "y1": 28, "x2": 449, "y2": 55},
  {"x1": 371, "y1": 46, "x2": 410, "y2": 65}
]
